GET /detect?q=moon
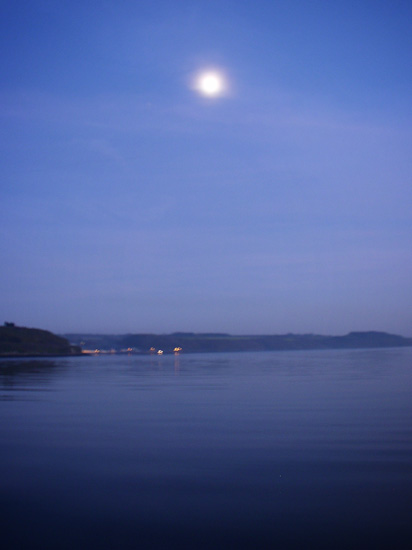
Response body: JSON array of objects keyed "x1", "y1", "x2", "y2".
[{"x1": 194, "y1": 70, "x2": 226, "y2": 97}]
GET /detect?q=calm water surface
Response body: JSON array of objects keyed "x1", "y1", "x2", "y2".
[{"x1": 1, "y1": 348, "x2": 411, "y2": 549}]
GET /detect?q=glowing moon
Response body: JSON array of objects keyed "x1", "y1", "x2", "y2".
[
  {"x1": 194, "y1": 71, "x2": 226, "y2": 97},
  {"x1": 198, "y1": 73, "x2": 222, "y2": 95}
]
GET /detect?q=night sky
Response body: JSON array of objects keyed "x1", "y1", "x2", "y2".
[{"x1": 1, "y1": 1, "x2": 411, "y2": 335}]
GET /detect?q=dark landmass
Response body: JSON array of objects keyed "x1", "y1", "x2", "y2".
[
  {"x1": 65, "y1": 331, "x2": 412, "y2": 355},
  {"x1": 0, "y1": 325, "x2": 81, "y2": 357},
  {"x1": 3, "y1": 324, "x2": 410, "y2": 358}
]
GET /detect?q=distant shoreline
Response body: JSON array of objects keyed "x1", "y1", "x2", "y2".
[
  {"x1": 65, "y1": 331, "x2": 412, "y2": 356},
  {"x1": 2, "y1": 326, "x2": 411, "y2": 358},
  {"x1": 1, "y1": 345, "x2": 412, "y2": 360}
]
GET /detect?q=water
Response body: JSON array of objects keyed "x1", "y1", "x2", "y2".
[{"x1": 1, "y1": 348, "x2": 411, "y2": 549}]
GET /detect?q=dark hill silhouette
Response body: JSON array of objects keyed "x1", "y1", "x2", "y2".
[{"x1": 0, "y1": 325, "x2": 81, "y2": 356}]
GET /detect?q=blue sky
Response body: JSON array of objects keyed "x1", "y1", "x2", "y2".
[{"x1": 1, "y1": 0, "x2": 411, "y2": 335}]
